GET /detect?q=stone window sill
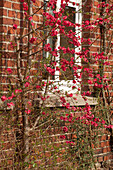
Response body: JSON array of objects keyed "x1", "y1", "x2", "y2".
[
  {"x1": 35, "y1": 94, "x2": 97, "y2": 107},
  {"x1": 0, "y1": 94, "x2": 97, "y2": 110}
]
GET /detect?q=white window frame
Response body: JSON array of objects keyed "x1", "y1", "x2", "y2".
[{"x1": 44, "y1": 0, "x2": 82, "y2": 94}]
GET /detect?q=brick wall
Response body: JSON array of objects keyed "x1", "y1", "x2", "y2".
[
  {"x1": 0, "y1": 0, "x2": 22, "y2": 93},
  {"x1": 0, "y1": 107, "x2": 113, "y2": 169},
  {"x1": 82, "y1": 0, "x2": 113, "y2": 100},
  {"x1": 0, "y1": 0, "x2": 43, "y2": 94},
  {"x1": 82, "y1": 0, "x2": 113, "y2": 166},
  {"x1": 0, "y1": 0, "x2": 113, "y2": 169}
]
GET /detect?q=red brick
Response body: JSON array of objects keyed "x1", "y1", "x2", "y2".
[
  {"x1": 0, "y1": 0, "x2": 3, "y2": 6},
  {"x1": 4, "y1": 1, "x2": 12, "y2": 8},
  {"x1": 17, "y1": 12, "x2": 22, "y2": 19},
  {"x1": 0, "y1": 18, "x2": 3, "y2": 25},
  {"x1": 8, "y1": 10, "x2": 16, "y2": 18},
  {"x1": 98, "y1": 156, "x2": 103, "y2": 162},
  {"x1": 12, "y1": 3, "x2": 20, "y2": 10},
  {"x1": 94, "y1": 1, "x2": 99, "y2": 6},
  {"x1": 91, "y1": 7, "x2": 96, "y2": 13},
  {"x1": 7, "y1": 60, "x2": 16, "y2": 67},
  {"x1": 33, "y1": 15, "x2": 39, "y2": 22},
  {"x1": 103, "y1": 147, "x2": 108, "y2": 153},
  {"x1": 3, "y1": 18, "x2": 13, "y2": 25},
  {"x1": 0, "y1": 9, "x2": 3, "y2": 16},
  {"x1": 0, "y1": 26, "x2": 7, "y2": 33},
  {"x1": 104, "y1": 155, "x2": 109, "y2": 161},
  {"x1": 101, "y1": 135, "x2": 107, "y2": 141},
  {"x1": 3, "y1": 9, "x2": 7, "y2": 16}
]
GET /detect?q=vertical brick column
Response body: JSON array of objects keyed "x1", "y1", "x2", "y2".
[
  {"x1": 82, "y1": 0, "x2": 101, "y2": 95},
  {"x1": 0, "y1": 0, "x2": 44, "y2": 94},
  {"x1": 82, "y1": 0, "x2": 113, "y2": 165},
  {"x1": 0, "y1": 0, "x2": 24, "y2": 94}
]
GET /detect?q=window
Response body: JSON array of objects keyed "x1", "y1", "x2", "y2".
[{"x1": 43, "y1": 0, "x2": 82, "y2": 93}]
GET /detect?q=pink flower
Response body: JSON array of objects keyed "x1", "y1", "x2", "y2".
[
  {"x1": 91, "y1": 121, "x2": 98, "y2": 127},
  {"x1": 11, "y1": 93, "x2": 16, "y2": 98},
  {"x1": 24, "y1": 12, "x2": 27, "y2": 16},
  {"x1": 105, "y1": 125, "x2": 113, "y2": 129},
  {"x1": 15, "y1": 89, "x2": 19, "y2": 93},
  {"x1": 42, "y1": 81, "x2": 47, "y2": 86},
  {"x1": 73, "y1": 80, "x2": 76, "y2": 84},
  {"x1": 8, "y1": 93, "x2": 16, "y2": 100},
  {"x1": 62, "y1": 126, "x2": 68, "y2": 133},
  {"x1": 10, "y1": 42, "x2": 13, "y2": 48},
  {"x1": 31, "y1": 22, "x2": 34, "y2": 26},
  {"x1": 36, "y1": 85, "x2": 41, "y2": 89},
  {"x1": 94, "y1": 83, "x2": 98, "y2": 87},
  {"x1": 101, "y1": 120, "x2": 105, "y2": 124},
  {"x1": 15, "y1": 89, "x2": 22, "y2": 93},
  {"x1": 41, "y1": 96, "x2": 46, "y2": 101},
  {"x1": 88, "y1": 80, "x2": 92, "y2": 84},
  {"x1": 29, "y1": 37, "x2": 36, "y2": 44},
  {"x1": 67, "y1": 93, "x2": 73, "y2": 97},
  {"x1": 54, "y1": 86, "x2": 57, "y2": 89},
  {"x1": 94, "y1": 118, "x2": 99, "y2": 122},
  {"x1": 60, "y1": 135, "x2": 66, "y2": 139},
  {"x1": 44, "y1": 43, "x2": 52, "y2": 52},
  {"x1": 7, "y1": 68, "x2": 13, "y2": 74},
  {"x1": 28, "y1": 101, "x2": 32, "y2": 106},
  {"x1": 85, "y1": 20, "x2": 90, "y2": 25},
  {"x1": 8, "y1": 96, "x2": 13, "y2": 100},
  {"x1": 23, "y1": 2, "x2": 28, "y2": 11},
  {"x1": 86, "y1": 91, "x2": 91, "y2": 96},
  {"x1": 25, "y1": 76, "x2": 29, "y2": 80},
  {"x1": 24, "y1": 82, "x2": 30, "y2": 87},
  {"x1": 66, "y1": 141, "x2": 75, "y2": 145},
  {"x1": 25, "y1": 109, "x2": 31, "y2": 114},
  {"x1": 56, "y1": 67, "x2": 60, "y2": 71},
  {"x1": 42, "y1": 112, "x2": 46, "y2": 115},
  {"x1": 28, "y1": 16, "x2": 32, "y2": 21},
  {"x1": 13, "y1": 24, "x2": 17, "y2": 30},
  {"x1": 46, "y1": 67, "x2": 55, "y2": 75},
  {"x1": 7, "y1": 102, "x2": 14, "y2": 108},
  {"x1": 1, "y1": 96, "x2": 7, "y2": 101}
]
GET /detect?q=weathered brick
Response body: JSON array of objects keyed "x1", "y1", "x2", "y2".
[
  {"x1": 4, "y1": 1, "x2": 12, "y2": 8},
  {"x1": 0, "y1": 0, "x2": 113, "y2": 168},
  {"x1": 8, "y1": 10, "x2": 16, "y2": 18},
  {"x1": 12, "y1": 3, "x2": 20, "y2": 10},
  {"x1": 98, "y1": 156, "x2": 103, "y2": 162}
]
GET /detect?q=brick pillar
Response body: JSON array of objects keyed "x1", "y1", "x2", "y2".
[{"x1": 0, "y1": 0, "x2": 24, "y2": 94}]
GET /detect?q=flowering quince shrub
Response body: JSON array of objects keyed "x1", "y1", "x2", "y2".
[{"x1": 0, "y1": 0, "x2": 113, "y2": 169}]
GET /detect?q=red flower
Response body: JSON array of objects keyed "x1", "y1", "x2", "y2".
[
  {"x1": 7, "y1": 102, "x2": 14, "y2": 108},
  {"x1": 31, "y1": 0, "x2": 35, "y2": 3},
  {"x1": 36, "y1": 85, "x2": 41, "y2": 89},
  {"x1": 13, "y1": 24, "x2": 17, "y2": 30},
  {"x1": 25, "y1": 109, "x2": 31, "y2": 114},
  {"x1": 29, "y1": 37, "x2": 36, "y2": 44},
  {"x1": 7, "y1": 68, "x2": 13, "y2": 74},
  {"x1": 60, "y1": 135, "x2": 66, "y2": 139},
  {"x1": 1, "y1": 96, "x2": 7, "y2": 101},
  {"x1": 62, "y1": 126, "x2": 68, "y2": 133},
  {"x1": 24, "y1": 82, "x2": 30, "y2": 87}
]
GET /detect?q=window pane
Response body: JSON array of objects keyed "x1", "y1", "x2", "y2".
[{"x1": 60, "y1": 7, "x2": 75, "y2": 80}]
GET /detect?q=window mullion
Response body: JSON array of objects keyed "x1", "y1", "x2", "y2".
[{"x1": 54, "y1": 0, "x2": 61, "y2": 81}]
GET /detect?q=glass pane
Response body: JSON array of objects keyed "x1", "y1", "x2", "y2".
[
  {"x1": 60, "y1": 7, "x2": 75, "y2": 80},
  {"x1": 43, "y1": 6, "x2": 56, "y2": 80}
]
